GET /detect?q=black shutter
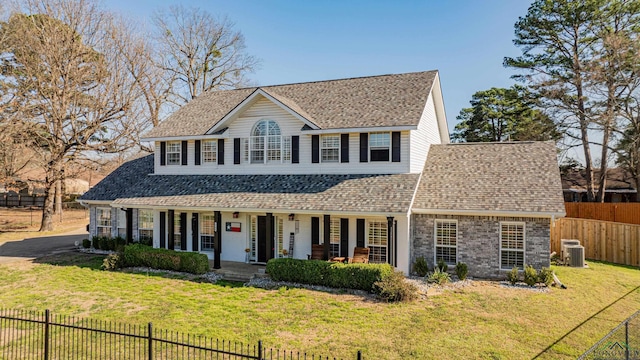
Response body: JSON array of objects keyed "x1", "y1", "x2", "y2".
[
  {"x1": 160, "y1": 142, "x2": 166, "y2": 166},
  {"x1": 180, "y1": 212, "x2": 187, "y2": 250},
  {"x1": 359, "y1": 133, "x2": 368, "y2": 162},
  {"x1": 218, "y1": 139, "x2": 224, "y2": 165},
  {"x1": 340, "y1": 218, "x2": 349, "y2": 257},
  {"x1": 168, "y1": 210, "x2": 175, "y2": 250},
  {"x1": 125, "y1": 209, "x2": 133, "y2": 244},
  {"x1": 234, "y1": 138, "x2": 241, "y2": 164},
  {"x1": 159, "y1": 211, "x2": 166, "y2": 248},
  {"x1": 192, "y1": 213, "x2": 199, "y2": 252},
  {"x1": 311, "y1": 135, "x2": 320, "y2": 163},
  {"x1": 181, "y1": 141, "x2": 188, "y2": 165},
  {"x1": 356, "y1": 219, "x2": 365, "y2": 248},
  {"x1": 311, "y1": 217, "x2": 320, "y2": 245},
  {"x1": 292, "y1": 136, "x2": 299, "y2": 164},
  {"x1": 340, "y1": 134, "x2": 349, "y2": 163},
  {"x1": 392, "y1": 131, "x2": 401, "y2": 162},
  {"x1": 194, "y1": 140, "x2": 201, "y2": 165}
]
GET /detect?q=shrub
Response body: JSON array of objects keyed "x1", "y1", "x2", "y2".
[
  {"x1": 506, "y1": 266, "x2": 519, "y2": 285},
  {"x1": 82, "y1": 239, "x2": 91, "y2": 249},
  {"x1": 139, "y1": 236, "x2": 153, "y2": 247},
  {"x1": 122, "y1": 244, "x2": 210, "y2": 274},
  {"x1": 114, "y1": 237, "x2": 127, "y2": 252},
  {"x1": 538, "y1": 267, "x2": 554, "y2": 287},
  {"x1": 412, "y1": 256, "x2": 429, "y2": 277},
  {"x1": 373, "y1": 270, "x2": 418, "y2": 302},
  {"x1": 102, "y1": 253, "x2": 123, "y2": 271},
  {"x1": 455, "y1": 262, "x2": 468, "y2": 280},
  {"x1": 266, "y1": 258, "x2": 393, "y2": 291},
  {"x1": 436, "y1": 259, "x2": 448, "y2": 272},
  {"x1": 523, "y1": 265, "x2": 538, "y2": 287},
  {"x1": 91, "y1": 236, "x2": 107, "y2": 250},
  {"x1": 426, "y1": 267, "x2": 450, "y2": 285}
]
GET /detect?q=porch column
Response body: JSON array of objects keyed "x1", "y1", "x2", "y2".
[
  {"x1": 265, "y1": 213, "x2": 274, "y2": 261},
  {"x1": 323, "y1": 214, "x2": 330, "y2": 260},
  {"x1": 214, "y1": 211, "x2": 222, "y2": 269},
  {"x1": 387, "y1": 216, "x2": 394, "y2": 266},
  {"x1": 125, "y1": 208, "x2": 133, "y2": 244}
]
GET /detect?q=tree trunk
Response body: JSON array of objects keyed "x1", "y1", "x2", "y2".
[
  {"x1": 54, "y1": 179, "x2": 63, "y2": 216},
  {"x1": 39, "y1": 182, "x2": 55, "y2": 231}
]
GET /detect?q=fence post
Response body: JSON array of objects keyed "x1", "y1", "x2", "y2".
[
  {"x1": 257, "y1": 340, "x2": 262, "y2": 360},
  {"x1": 626, "y1": 321, "x2": 630, "y2": 360},
  {"x1": 44, "y1": 309, "x2": 50, "y2": 360},
  {"x1": 148, "y1": 322, "x2": 153, "y2": 360},
  {"x1": 357, "y1": 350, "x2": 362, "y2": 360}
]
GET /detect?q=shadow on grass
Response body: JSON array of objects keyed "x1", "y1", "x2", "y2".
[{"x1": 32, "y1": 252, "x2": 106, "y2": 270}]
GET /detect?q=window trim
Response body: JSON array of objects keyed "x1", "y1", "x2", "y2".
[
  {"x1": 369, "y1": 132, "x2": 391, "y2": 162},
  {"x1": 166, "y1": 141, "x2": 181, "y2": 166},
  {"x1": 138, "y1": 209, "x2": 154, "y2": 243},
  {"x1": 366, "y1": 219, "x2": 388, "y2": 263},
  {"x1": 434, "y1": 219, "x2": 458, "y2": 266},
  {"x1": 173, "y1": 212, "x2": 182, "y2": 251},
  {"x1": 201, "y1": 140, "x2": 217, "y2": 164},
  {"x1": 320, "y1": 134, "x2": 340, "y2": 163},
  {"x1": 200, "y1": 213, "x2": 215, "y2": 251},
  {"x1": 499, "y1": 221, "x2": 526, "y2": 270},
  {"x1": 246, "y1": 119, "x2": 291, "y2": 164},
  {"x1": 96, "y1": 207, "x2": 112, "y2": 237},
  {"x1": 117, "y1": 209, "x2": 127, "y2": 238},
  {"x1": 326, "y1": 218, "x2": 341, "y2": 258}
]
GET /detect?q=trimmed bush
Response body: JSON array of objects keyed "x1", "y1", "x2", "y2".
[
  {"x1": 412, "y1": 256, "x2": 429, "y2": 277},
  {"x1": 266, "y1": 258, "x2": 393, "y2": 291},
  {"x1": 436, "y1": 259, "x2": 448, "y2": 272},
  {"x1": 538, "y1": 267, "x2": 554, "y2": 287},
  {"x1": 122, "y1": 244, "x2": 210, "y2": 274},
  {"x1": 139, "y1": 236, "x2": 153, "y2": 247},
  {"x1": 102, "y1": 253, "x2": 123, "y2": 271},
  {"x1": 455, "y1": 262, "x2": 468, "y2": 280},
  {"x1": 114, "y1": 237, "x2": 127, "y2": 252},
  {"x1": 523, "y1": 265, "x2": 538, "y2": 287},
  {"x1": 373, "y1": 270, "x2": 418, "y2": 302},
  {"x1": 507, "y1": 266, "x2": 519, "y2": 285},
  {"x1": 82, "y1": 239, "x2": 91, "y2": 249},
  {"x1": 426, "y1": 267, "x2": 450, "y2": 285}
]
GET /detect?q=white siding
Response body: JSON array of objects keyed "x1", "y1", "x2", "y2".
[{"x1": 409, "y1": 93, "x2": 443, "y2": 173}]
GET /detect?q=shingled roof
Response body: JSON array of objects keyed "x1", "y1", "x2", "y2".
[
  {"x1": 80, "y1": 155, "x2": 419, "y2": 214},
  {"x1": 144, "y1": 71, "x2": 439, "y2": 138},
  {"x1": 412, "y1": 141, "x2": 565, "y2": 215}
]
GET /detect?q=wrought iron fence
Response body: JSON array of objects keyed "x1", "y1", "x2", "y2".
[
  {"x1": 578, "y1": 310, "x2": 640, "y2": 360},
  {"x1": 0, "y1": 309, "x2": 361, "y2": 359}
]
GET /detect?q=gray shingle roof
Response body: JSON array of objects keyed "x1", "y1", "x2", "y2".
[
  {"x1": 412, "y1": 141, "x2": 565, "y2": 215},
  {"x1": 145, "y1": 71, "x2": 438, "y2": 138},
  {"x1": 80, "y1": 155, "x2": 419, "y2": 214}
]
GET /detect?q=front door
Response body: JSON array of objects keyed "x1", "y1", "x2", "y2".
[{"x1": 257, "y1": 216, "x2": 274, "y2": 263}]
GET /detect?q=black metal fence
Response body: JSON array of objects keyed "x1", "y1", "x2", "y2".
[
  {"x1": 0, "y1": 309, "x2": 361, "y2": 359},
  {"x1": 578, "y1": 310, "x2": 640, "y2": 360}
]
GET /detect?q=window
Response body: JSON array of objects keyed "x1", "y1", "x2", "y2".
[
  {"x1": 247, "y1": 120, "x2": 291, "y2": 164},
  {"x1": 201, "y1": 214, "x2": 215, "y2": 251},
  {"x1": 250, "y1": 216, "x2": 257, "y2": 261},
  {"x1": 117, "y1": 210, "x2": 126, "y2": 238},
  {"x1": 174, "y1": 213, "x2": 182, "y2": 250},
  {"x1": 327, "y1": 218, "x2": 341, "y2": 258},
  {"x1": 321, "y1": 135, "x2": 340, "y2": 163},
  {"x1": 369, "y1": 132, "x2": 390, "y2": 162},
  {"x1": 166, "y1": 141, "x2": 181, "y2": 165},
  {"x1": 277, "y1": 218, "x2": 284, "y2": 258},
  {"x1": 435, "y1": 220, "x2": 457, "y2": 265},
  {"x1": 367, "y1": 220, "x2": 387, "y2": 263},
  {"x1": 96, "y1": 208, "x2": 111, "y2": 237},
  {"x1": 500, "y1": 222, "x2": 525, "y2": 270},
  {"x1": 138, "y1": 210, "x2": 153, "y2": 243},
  {"x1": 202, "y1": 140, "x2": 217, "y2": 164}
]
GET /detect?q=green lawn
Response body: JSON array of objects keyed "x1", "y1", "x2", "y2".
[{"x1": 0, "y1": 254, "x2": 638, "y2": 359}]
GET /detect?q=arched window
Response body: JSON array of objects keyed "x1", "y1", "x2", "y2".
[{"x1": 249, "y1": 120, "x2": 290, "y2": 163}]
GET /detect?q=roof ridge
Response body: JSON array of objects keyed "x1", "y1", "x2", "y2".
[{"x1": 444, "y1": 141, "x2": 543, "y2": 146}]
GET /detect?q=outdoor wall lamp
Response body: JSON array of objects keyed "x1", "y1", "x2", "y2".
[
  {"x1": 288, "y1": 213, "x2": 295, "y2": 221},
  {"x1": 233, "y1": 212, "x2": 239, "y2": 218}
]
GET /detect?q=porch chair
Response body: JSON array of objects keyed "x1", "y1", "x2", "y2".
[
  {"x1": 307, "y1": 244, "x2": 324, "y2": 260},
  {"x1": 348, "y1": 247, "x2": 370, "y2": 264}
]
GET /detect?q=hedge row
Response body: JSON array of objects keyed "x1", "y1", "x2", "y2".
[
  {"x1": 122, "y1": 244, "x2": 210, "y2": 275},
  {"x1": 265, "y1": 258, "x2": 393, "y2": 291},
  {"x1": 91, "y1": 236, "x2": 126, "y2": 251}
]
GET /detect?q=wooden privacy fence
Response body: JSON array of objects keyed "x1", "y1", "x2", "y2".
[
  {"x1": 564, "y1": 202, "x2": 640, "y2": 225},
  {"x1": 552, "y1": 217, "x2": 640, "y2": 267}
]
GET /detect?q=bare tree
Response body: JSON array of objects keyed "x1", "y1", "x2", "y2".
[
  {"x1": 0, "y1": 0, "x2": 142, "y2": 230},
  {"x1": 153, "y1": 5, "x2": 260, "y2": 104}
]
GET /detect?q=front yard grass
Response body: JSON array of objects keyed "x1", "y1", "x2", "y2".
[{"x1": 0, "y1": 254, "x2": 638, "y2": 359}]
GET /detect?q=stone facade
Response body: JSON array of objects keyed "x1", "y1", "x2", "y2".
[{"x1": 411, "y1": 214, "x2": 550, "y2": 279}]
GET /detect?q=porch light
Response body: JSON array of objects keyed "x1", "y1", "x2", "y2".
[
  {"x1": 233, "y1": 212, "x2": 239, "y2": 219},
  {"x1": 288, "y1": 213, "x2": 295, "y2": 221}
]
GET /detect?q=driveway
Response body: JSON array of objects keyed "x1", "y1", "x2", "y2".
[{"x1": 0, "y1": 227, "x2": 88, "y2": 264}]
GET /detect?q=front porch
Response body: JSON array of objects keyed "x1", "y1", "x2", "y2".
[{"x1": 211, "y1": 260, "x2": 266, "y2": 282}]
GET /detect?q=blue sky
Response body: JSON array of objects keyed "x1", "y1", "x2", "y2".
[{"x1": 105, "y1": 0, "x2": 533, "y2": 133}]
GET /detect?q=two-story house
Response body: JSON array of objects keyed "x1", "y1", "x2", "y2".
[{"x1": 79, "y1": 70, "x2": 565, "y2": 278}]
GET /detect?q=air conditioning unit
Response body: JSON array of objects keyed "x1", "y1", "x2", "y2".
[
  {"x1": 565, "y1": 245, "x2": 585, "y2": 268},
  {"x1": 561, "y1": 239, "x2": 581, "y2": 262}
]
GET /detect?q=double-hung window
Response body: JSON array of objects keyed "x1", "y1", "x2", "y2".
[
  {"x1": 369, "y1": 132, "x2": 390, "y2": 161},
  {"x1": 247, "y1": 120, "x2": 291, "y2": 164},
  {"x1": 174, "y1": 213, "x2": 182, "y2": 250},
  {"x1": 202, "y1": 140, "x2": 217, "y2": 164},
  {"x1": 201, "y1": 214, "x2": 215, "y2": 251},
  {"x1": 138, "y1": 210, "x2": 154, "y2": 244},
  {"x1": 500, "y1": 222, "x2": 525, "y2": 270},
  {"x1": 96, "y1": 208, "x2": 111, "y2": 237},
  {"x1": 435, "y1": 220, "x2": 457, "y2": 265},
  {"x1": 328, "y1": 218, "x2": 341, "y2": 258},
  {"x1": 367, "y1": 220, "x2": 388, "y2": 263},
  {"x1": 166, "y1": 141, "x2": 181, "y2": 165},
  {"x1": 321, "y1": 135, "x2": 340, "y2": 163},
  {"x1": 117, "y1": 210, "x2": 126, "y2": 238}
]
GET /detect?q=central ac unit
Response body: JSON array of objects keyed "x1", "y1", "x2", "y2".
[
  {"x1": 561, "y1": 239, "x2": 581, "y2": 262},
  {"x1": 565, "y1": 245, "x2": 585, "y2": 268}
]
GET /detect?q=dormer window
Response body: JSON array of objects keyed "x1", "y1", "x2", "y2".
[{"x1": 248, "y1": 120, "x2": 291, "y2": 164}]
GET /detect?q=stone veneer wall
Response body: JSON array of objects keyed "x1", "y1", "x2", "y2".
[{"x1": 411, "y1": 214, "x2": 550, "y2": 279}]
